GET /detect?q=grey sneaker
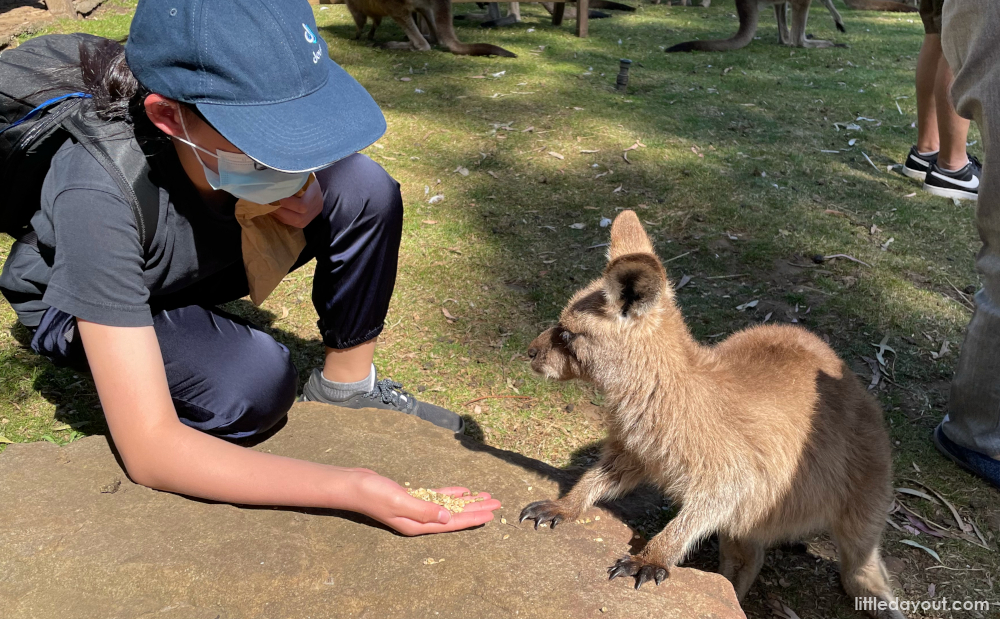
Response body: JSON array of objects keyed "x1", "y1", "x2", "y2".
[{"x1": 300, "y1": 368, "x2": 465, "y2": 434}]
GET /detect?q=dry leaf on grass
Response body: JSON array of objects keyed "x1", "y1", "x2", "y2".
[
  {"x1": 422, "y1": 220, "x2": 438, "y2": 225},
  {"x1": 872, "y1": 335, "x2": 895, "y2": 369},
  {"x1": 674, "y1": 275, "x2": 692, "y2": 290},
  {"x1": 861, "y1": 356, "x2": 881, "y2": 390},
  {"x1": 768, "y1": 597, "x2": 802, "y2": 619},
  {"x1": 569, "y1": 223, "x2": 586, "y2": 230},
  {"x1": 441, "y1": 307, "x2": 458, "y2": 322},
  {"x1": 548, "y1": 151, "x2": 565, "y2": 160},
  {"x1": 900, "y1": 539, "x2": 943, "y2": 564},
  {"x1": 735, "y1": 300, "x2": 759, "y2": 311},
  {"x1": 0, "y1": 436, "x2": 13, "y2": 444},
  {"x1": 903, "y1": 479, "x2": 972, "y2": 533},
  {"x1": 930, "y1": 340, "x2": 950, "y2": 360},
  {"x1": 905, "y1": 513, "x2": 948, "y2": 538},
  {"x1": 896, "y1": 487, "x2": 937, "y2": 503}
]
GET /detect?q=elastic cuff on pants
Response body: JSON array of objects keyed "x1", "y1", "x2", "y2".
[{"x1": 321, "y1": 324, "x2": 384, "y2": 350}]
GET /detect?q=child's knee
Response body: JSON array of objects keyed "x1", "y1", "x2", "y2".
[
  {"x1": 317, "y1": 154, "x2": 403, "y2": 230},
  {"x1": 177, "y1": 340, "x2": 298, "y2": 439}
]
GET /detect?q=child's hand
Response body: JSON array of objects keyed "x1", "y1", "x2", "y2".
[
  {"x1": 271, "y1": 177, "x2": 323, "y2": 228},
  {"x1": 348, "y1": 470, "x2": 501, "y2": 536}
]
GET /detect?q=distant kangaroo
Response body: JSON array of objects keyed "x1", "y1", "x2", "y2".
[
  {"x1": 667, "y1": 0, "x2": 847, "y2": 51},
  {"x1": 343, "y1": 0, "x2": 516, "y2": 57}
]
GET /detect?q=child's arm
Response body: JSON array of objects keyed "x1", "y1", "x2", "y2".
[{"x1": 76, "y1": 319, "x2": 499, "y2": 535}]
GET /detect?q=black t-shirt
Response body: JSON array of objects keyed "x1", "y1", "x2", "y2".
[{"x1": 0, "y1": 138, "x2": 250, "y2": 328}]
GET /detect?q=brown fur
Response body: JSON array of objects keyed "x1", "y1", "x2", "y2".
[
  {"x1": 666, "y1": 0, "x2": 847, "y2": 52},
  {"x1": 520, "y1": 211, "x2": 905, "y2": 619},
  {"x1": 344, "y1": 0, "x2": 516, "y2": 57}
]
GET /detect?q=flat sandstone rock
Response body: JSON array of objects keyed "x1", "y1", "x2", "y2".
[{"x1": 0, "y1": 403, "x2": 745, "y2": 619}]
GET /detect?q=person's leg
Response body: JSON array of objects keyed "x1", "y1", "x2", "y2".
[
  {"x1": 915, "y1": 34, "x2": 941, "y2": 154},
  {"x1": 922, "y1": 0, "x2": 981, "y2": 200},
  {"x1": 934, "y1": 56, "x2": 971, "y2": 172},
  {"x1": 297, "y1": 153, "x2": 463, "y2": 433},
  {"x1": 903, "y1": 1, "x2": 945, "y2": 180},
  {"x1": 31, "y1": 305, "x2": 298, "y2": 439},
  {"x1": 302, "y1": 154, "x2": 402, "y2": 380},
  {"x1": 937, "y1": 0, "x2": 1000, "y2": 486},
  {"x1": 153, "y1": 305, "x2": 297, "y2": 438}
]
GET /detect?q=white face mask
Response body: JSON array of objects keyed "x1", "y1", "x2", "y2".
[{"x1": 174, "y1": 109, "x2": 310, "y2": 204}]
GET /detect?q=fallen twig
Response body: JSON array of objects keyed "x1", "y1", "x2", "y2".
[
  {"x1": 943, "y1": 276, "x2": 976, "y2": 311},
  {"x1": 463, "y1": 395, "x2": 533, "y2": 406},
  {"x1": 819, "y1": 254, "x2": 872, "y2": 268},
  {"x1": 902, "y1": 478, "x2": 971, "y2": 534},
  {"x1": 663, "y1": 250, "x2": 694, "y2": 264},
  {"x1": 706, "y1": 273, "x2": 749, "y2": 279}
]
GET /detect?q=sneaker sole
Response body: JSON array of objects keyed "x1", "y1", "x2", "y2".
[
  {"x1": 922, "y1": 183, "x2": 978, "y2": 201},
  {"x1": 933, "y1": 423, "x2": 978, "y2": 477},
  {"x1": 899, "y1": 165, "x2": 927, "y2": 181},
  {"x1": 933, "y1": 423, "x2": 1000, "y2": 489}
]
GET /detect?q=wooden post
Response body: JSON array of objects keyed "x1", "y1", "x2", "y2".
[
  {"x1": 551, "y1": 1, "x2": 565, "y2": 26},
  {"x1": 576, "y1": 0, "x2": 588, "y2": 37},
  {"x1": 508, "y1": 1, "x2": 521, "y2": 21}
]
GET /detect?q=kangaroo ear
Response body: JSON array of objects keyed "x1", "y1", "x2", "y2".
[
  {"x1": 608, "y1": 210, "x2": 655, "y2": 261},
  {"x1": 603, "y1": 253, "x2": 668, "y2": 318}
]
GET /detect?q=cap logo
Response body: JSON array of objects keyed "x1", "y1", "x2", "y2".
[{"x1": 302, "y1": 23, "x2": 322, "y2": 63}]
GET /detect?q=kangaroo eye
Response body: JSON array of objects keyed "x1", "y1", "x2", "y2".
[{"x1": 560, "y1": 329, "x2": 577, "y2": 343}]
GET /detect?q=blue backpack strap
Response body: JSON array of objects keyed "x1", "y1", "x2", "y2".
[{"x1": 0, "y1": 92, "x2": 91, "y2": 137}]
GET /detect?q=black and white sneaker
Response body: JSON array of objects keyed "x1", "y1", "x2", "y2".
[
  {"x1": 901, "y1": 146, "x2": 938, "y2": 181},
  {"x1": 923, "y1": 156, "x2": 981, "y2": 201},
  {"x1": 300, "y1": 368, "x2": 465, "y2": 434}
]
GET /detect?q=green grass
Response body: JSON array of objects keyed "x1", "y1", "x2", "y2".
[{"x1": 2, "y1": 1, "x2": 998, "y2": 617}]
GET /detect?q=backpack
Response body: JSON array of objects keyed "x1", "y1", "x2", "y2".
[{"x1": 0, "y1": 33, "x2": 157, "y2": 253}]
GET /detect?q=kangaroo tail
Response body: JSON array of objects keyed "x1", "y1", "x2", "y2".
[
  {"x1": 433, "y1": 0, "x2": 517, "y2": 56},
  {"x1": 666, "y1": 0, "x2": 757, "y2": 52}
]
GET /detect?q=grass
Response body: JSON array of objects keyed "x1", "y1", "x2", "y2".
[{"x1": 1, "y1": 1, "x2": 998, "y2": 617}]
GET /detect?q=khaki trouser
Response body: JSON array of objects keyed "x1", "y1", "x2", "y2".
[{"x1": 940, "y1": 0, "x2": 1000, "y2": 457}]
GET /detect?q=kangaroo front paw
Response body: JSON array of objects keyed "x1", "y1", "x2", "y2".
[
  {"x1": 607, "y1": 555, "x2": 669, "y2": 590},
  {"x1": 519, "y1": 500, "x2": 571, "y2": 530}
]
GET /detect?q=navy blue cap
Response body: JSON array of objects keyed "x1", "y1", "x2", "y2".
[{"x1": 125, "y1": 0, "x2": 386, "y2": 172}]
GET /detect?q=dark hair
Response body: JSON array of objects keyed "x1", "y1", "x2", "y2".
[{"x1": 77, "y1": 38, "x2": 208, "y2": 147}]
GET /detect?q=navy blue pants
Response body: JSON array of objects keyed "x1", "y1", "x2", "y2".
[{"x1": 30, "y1": 154, "x2": 403, "y2": 439}]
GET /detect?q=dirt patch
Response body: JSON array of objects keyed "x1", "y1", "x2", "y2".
[{"x1": 0, "y1": 0, "x2": 51, "y2": 46}]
